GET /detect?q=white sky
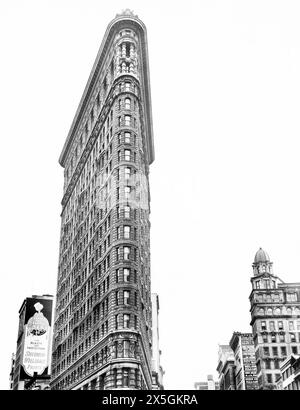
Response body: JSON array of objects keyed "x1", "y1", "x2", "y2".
[{"x1": 1, "y1": 0, "x2": 300, "y2": 390}]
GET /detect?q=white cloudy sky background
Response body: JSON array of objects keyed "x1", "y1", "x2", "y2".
[{"x1": 1, "y1": 0, "x2": 300, "y2": 390}]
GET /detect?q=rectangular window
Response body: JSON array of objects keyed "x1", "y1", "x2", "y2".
[
  {"x1": 113, "y1": 369, "x2": 118, "y2": 387},
  {"x1": 270, "y1": 321, "x2": 275, "y2": 331},
  {"x1": 124, "y1": 132, "x2": 131, "y2": 143},
  {"x1": 263, "y1": 347, "x2": 270, "y2": 356},
  {"x1": 281, "y1": 346, "x2": 287, "y2": 357},
  {"x1": 272, "y1": 347, "x2": 278, "y2": 356},
  {"x1": 266, "y1": 374, "x2": 273, "y2": 384},
  {"x1": 123, "y1": 369, "x2": 129, "y2": 387},
  {"x1": 123, "y1": 314, "x2": 130, "y2": 328},
  {"x1": 116, "y1": 247, "x2": 120, "y2": 261},
  {"x1": 125, "y1": 115, "x2": 131, "y2": 127},
  {"x1": 117, "y1": 227, "x2": 121, "y2": 239},
  {"x1": 124, "y1": 291, "x2": 130, "y2": 305},
  {"x1": 124, "y1": 247, "x2": 130, "y2": 260},
  {"x1": 125, "y1": 98, "x2": 131, "y2": 110},
  {"x1": 278, "y1": 321, "x2": 284, "y2": 330},
  {"x1": 292, "y1": 346, "x2": 298, "y2": 354},
  {"x1": 290, "y1": 333, "x2": 296, "y2": 342},
  {"x1": 125, "y1": 186, "x2": 131, "y2": 200},
  {"x1": 279, "y1": 334, "x2": 285, "y2": 343},
  {"x1": 125, "y1": 167, "x2": 131, "y2": 179},
  {"x1": 124, "y1": 268, "x2": 130, "y2": 282},
  {"x1": 125, "y1": 82, "x2": 131, "y2": 92},
  {"x1": 289, "y1": 321, "x2": 294, "y2": 331},
  {"x1": 124, "y1": 340, "x2": 130, "y2": 357},
  {"x1": 124, "y1": 206, "x2": 130, "y2": 219},
  {"x1": 287, "y1": 293, "x2": 298, "y2": 302},
  {"x1": 124, "y1": 149, "x2": 131, "y2": 161},
  {"x1": 116, "y1": 269, "x2": 120, "y2": 283},
  {"x1": 265, "y1": 360, "x2": 271, "y2": 370},
  {"x1": 261, "y1": 321, "x2": 267, "y2": 331},
  {"x1": 124, "y1": 226, "x2": 130, "y2": 239}
]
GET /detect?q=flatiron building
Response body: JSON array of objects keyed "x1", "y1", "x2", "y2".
[{"x1": 50, "y1": 9, "x2": 155, "y2": 390}]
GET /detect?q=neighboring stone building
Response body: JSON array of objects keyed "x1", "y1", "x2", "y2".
[
  {"x1": 278, "y1": 354, "x2": 300, "y2": 390},
  {"x1": 216, "y1": 345, "x2": 236, "y2": 390},
  {"x1": 50, "y1": 10, "x2": 155, "y2": 390},
  {"x1": 194, "y1": 374, "x2": 219, "y2": 390},
  {"x1": 249, "y1": 248, "x2": 300, "y2": 390},
  {"x1": 229, "y1": 332, "x2": 259, "y2": 390},
  {"x1": 9, "y1": 353, "x2": 15, "y2": 390},
  {"x1": 151, "y1": 293, "x2": 164, "y2": 389}
]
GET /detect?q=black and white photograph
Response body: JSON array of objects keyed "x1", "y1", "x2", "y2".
[{"x1": 1, "y1": 0, "x2": 300, "y2": 398}]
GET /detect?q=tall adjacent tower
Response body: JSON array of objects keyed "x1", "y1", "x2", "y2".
[
  {"x1": 249, "y1": 248, "x2": 300, "y2": 390},
  {"x1": 50, "y1": 10, "x2": 155, "y2": 390}
]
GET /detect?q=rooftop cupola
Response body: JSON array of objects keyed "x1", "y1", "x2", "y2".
[{"x1": 252, "y1": 247, "x2": 273, "y2": 276}]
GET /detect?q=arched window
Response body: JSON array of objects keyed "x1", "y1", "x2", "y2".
[
  {"x1": 275, "y1": 308, "x2": 281, "y2": 315},
  {"x1": 258, "y1": 308, "x2": 264, "y2": 315}
]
